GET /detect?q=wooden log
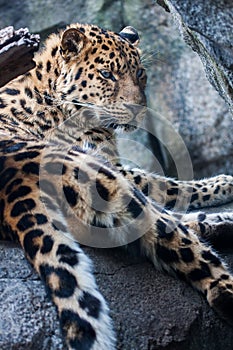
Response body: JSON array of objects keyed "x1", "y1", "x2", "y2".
[{"x1": 0, "y1": 26, "x2": 40, "y2": 87}]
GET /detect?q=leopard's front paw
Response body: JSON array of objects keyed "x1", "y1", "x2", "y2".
[
  {"x1": 218, "y1": 174, "x2": 233, "y2": 196},
  {"x1": 207, "y1": 279, "x2": 233, "y2": 326}
]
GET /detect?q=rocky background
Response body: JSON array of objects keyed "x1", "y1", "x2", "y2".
[{"x1": 0, "y1": 1, "x2": 233, "y2": 349}]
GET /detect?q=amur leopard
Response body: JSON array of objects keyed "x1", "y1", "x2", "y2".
[{"x1": 0, "y1": 22, "x2": 233, "y2": 349}]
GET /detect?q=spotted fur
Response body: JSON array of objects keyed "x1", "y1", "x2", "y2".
[{"x1": 1, "y1": 23, "x2": 233, "y2": 349}]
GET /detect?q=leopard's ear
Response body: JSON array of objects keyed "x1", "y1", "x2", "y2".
[
  {"x1": 60, "y1": 28, "x2": 88, "y2": 60},
  {"x1": 119, "y1": 26, "x2": 140, "y2": 46}
]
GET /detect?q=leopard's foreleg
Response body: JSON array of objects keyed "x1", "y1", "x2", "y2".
[
  {"x1": 181, "y1": 210, "x2": 233, "y2": 248},
  {"x1": 115, "y1": 165, "x2": 233, "y2": 211}
]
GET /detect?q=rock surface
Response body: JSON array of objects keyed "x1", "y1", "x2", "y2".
[
  {"x1": 154, "y1": 0, "x2": 233, "y2": 177},
  {"x1": 162, "y1": 0, "x2": 233, "y2": 112},
  {"x1": 1, "y1": 240, "x2": 233, "y2": 350}
]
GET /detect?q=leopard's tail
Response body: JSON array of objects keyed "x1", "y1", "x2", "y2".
[{"x1": 15, "y1": 208, "x2": 116, "y2": 350}]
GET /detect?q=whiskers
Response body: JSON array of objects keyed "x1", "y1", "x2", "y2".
[
  {"x1": 97, "y1": 109, "x2": 117, "y2": 124},
  {"x1": 140, "y1": 49, "x2": 165, "y2": 67}
]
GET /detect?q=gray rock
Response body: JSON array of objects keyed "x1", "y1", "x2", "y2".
[
  {"x1": 161, "y1": 0, "x2": 233, "y2": 112},
  {"x1": 154, "y1": 0, "x2": 233, "y2": 178},
  {"x1": 0, "y1": 243, "x2": 63, "y2": 350},
  {"x1": 1, "y1": 240, "x2": 233, "y2": 350}
]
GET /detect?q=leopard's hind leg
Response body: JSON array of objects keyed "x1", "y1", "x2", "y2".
[{"x1": 139, "y1": 208, "x2": 233, "y2": 326}]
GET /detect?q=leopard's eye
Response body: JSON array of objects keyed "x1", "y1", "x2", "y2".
[
  {"x1": 100, "y1": 70, "x2": 111, "y2": 79},
  {"x1": 136, "y1": 68, "x2": 144, "y2": 79},
  {"x1": 99, "y1": 69, "x2": 116, "y2": 82}
]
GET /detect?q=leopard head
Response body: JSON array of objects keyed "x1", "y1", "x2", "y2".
[{"x1": 56, "y1": 24, "x2": 147, "y2": 132}]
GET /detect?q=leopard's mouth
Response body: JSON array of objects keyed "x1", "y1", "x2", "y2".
[{"x1": 99, "y1": 103, "x2": 146, "y2": 132}]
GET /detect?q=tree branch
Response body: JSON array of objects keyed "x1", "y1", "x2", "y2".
[{"x1": 0, "y1": 26, "x2": 40, "y2": 87}]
